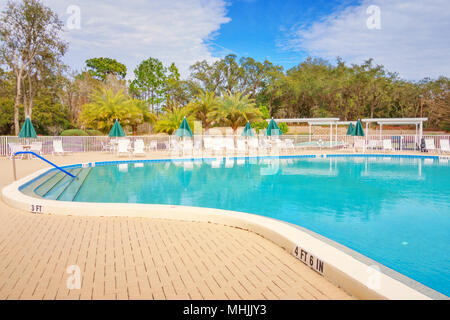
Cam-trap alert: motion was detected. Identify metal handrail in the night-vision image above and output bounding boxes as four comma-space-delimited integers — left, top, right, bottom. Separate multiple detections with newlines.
12, 151, 76, 181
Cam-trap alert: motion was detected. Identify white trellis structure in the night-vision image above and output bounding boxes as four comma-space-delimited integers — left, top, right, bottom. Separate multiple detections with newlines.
269, 118, 340, 147
361, 118, 428, 144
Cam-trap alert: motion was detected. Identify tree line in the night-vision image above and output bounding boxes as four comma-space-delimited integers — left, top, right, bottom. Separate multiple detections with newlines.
0, 0, 448, 136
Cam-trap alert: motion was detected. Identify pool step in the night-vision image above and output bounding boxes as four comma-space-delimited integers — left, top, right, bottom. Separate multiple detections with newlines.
34, 171, 66, 197
57, 167, 92, 201
44, 168, 82, 200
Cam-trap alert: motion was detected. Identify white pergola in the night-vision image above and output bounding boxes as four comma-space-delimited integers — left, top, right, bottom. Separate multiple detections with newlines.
361, 118, 428, 142
268, 118, 340, 147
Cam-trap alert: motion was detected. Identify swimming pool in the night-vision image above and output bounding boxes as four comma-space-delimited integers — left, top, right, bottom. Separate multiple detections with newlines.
21, 155, 450, 296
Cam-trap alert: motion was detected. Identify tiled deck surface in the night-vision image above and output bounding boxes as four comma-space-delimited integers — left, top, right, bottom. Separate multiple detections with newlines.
0, 151, 367, 300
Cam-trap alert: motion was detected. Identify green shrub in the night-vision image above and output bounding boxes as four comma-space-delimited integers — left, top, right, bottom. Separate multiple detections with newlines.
85, 129, 104, 136
279, 122, 289, 134
60, 129, 88, 136
253, 121, 268, 134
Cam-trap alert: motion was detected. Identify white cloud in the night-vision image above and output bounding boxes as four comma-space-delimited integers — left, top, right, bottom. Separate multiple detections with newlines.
285, 0, 450, 80
31, 0, 231, 79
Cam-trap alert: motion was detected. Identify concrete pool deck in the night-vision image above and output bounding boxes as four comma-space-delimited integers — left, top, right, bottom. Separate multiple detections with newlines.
0, 151, 355, 300
1, 149, 444, 300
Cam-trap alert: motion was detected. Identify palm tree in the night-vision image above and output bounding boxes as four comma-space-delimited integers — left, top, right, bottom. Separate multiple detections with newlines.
186, 90, 218, 132
154, 107, 193, 135
80, 87, 156, 134
80, 88, 131, 132
127, 99, 157, 134
210, 91, 262, 134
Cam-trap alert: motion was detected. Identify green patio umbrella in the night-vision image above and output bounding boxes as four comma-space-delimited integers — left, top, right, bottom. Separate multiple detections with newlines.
109, 119, 126, 137
352, 119, 365, 137
18, 117, 37, 139
266, 118, 282, 136
346, 122, 355, 135
175, 117, 193, 137
241, 121, 255, 137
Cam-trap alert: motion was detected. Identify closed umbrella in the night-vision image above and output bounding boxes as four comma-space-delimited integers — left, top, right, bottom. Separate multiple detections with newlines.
346, 122, 355, 135
18, 117, 37, 139
175, 117, 193, 138
266, 118, 282, 136
109, 119, 126, 137
241, 121, 255, 137
351, 119, 365, 152
352, 119, 365, 137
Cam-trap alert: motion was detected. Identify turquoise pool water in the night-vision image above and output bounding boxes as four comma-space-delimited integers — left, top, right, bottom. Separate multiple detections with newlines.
30, 156, 450, 296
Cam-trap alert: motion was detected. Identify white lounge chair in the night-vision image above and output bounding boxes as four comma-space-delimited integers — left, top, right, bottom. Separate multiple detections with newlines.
132, 140, 146, 156
53, 140, 70, 156
29, 141, 43, 158
383, 139, 393, 151
367, 140, 379, 150
9, 143, 24, 159
425, 139, 436, 153
439, 139, 450, 154
354, 139, 366, 153
117, 139, 131, 157
101, 141, 112, 153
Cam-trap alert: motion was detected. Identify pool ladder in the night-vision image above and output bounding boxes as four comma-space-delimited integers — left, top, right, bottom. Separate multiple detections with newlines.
12, 151, 75, 181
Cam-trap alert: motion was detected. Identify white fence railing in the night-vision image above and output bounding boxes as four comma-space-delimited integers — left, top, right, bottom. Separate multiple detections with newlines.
1, 134, 449, 157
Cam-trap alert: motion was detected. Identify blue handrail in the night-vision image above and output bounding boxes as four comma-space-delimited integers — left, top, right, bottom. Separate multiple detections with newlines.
13, 151, 75, 180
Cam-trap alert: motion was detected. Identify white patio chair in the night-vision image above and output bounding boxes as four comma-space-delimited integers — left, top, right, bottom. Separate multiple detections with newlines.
425, 139, 436, 153
439, 139, 450, 154
117, 139, 131, 157
9, 143, 24, 159
382, 139, 393, 151
285, 139, 295, 151
29, 141, 43, 158
367, 140, 379, 150
272, 138, 284, 151
132, 139, 146, 156
53, 140, 70, 156
259, 139, 271, 153
354, 139, 366, 153
149, 140, 158, 151
101, 141, 112, 153
170, 139, 182, 152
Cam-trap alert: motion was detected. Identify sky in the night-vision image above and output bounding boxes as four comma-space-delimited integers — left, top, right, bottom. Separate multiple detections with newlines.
2, 0, 449, 80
